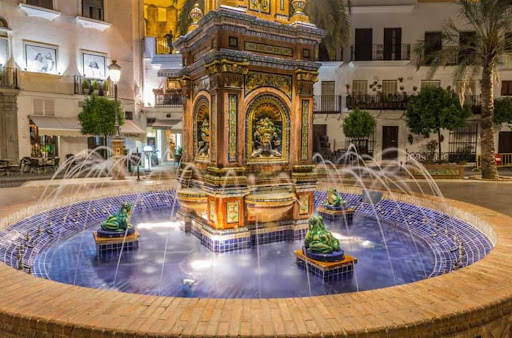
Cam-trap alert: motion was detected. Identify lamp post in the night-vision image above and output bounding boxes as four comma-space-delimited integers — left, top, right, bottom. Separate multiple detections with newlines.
108, 60, 125, 180
108, 60, 122, 137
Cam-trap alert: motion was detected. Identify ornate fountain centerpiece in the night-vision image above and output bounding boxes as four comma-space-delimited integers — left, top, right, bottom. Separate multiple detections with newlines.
173, 0, 325, 252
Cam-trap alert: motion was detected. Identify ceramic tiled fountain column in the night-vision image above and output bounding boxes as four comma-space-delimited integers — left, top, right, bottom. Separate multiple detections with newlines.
174, 1, 325, 252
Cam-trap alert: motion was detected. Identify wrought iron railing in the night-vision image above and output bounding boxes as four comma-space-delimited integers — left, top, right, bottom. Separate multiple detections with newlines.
463, 95, 482, 114
154, 93, 182, 108
74, 76, 112, 97
346, 93, 409, 110
156, 37, 171, 55
350, 44, 411, 61
0, 67, 19, 89
313, 95, 343, 114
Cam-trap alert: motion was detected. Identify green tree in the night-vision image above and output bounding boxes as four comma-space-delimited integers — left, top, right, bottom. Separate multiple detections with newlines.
415, 0, 512, 178
78, 95, 124, 154
494, 97, 512, 128
406, 87, 471, 162
343, 108, 376, 155
175, 0, 351, 60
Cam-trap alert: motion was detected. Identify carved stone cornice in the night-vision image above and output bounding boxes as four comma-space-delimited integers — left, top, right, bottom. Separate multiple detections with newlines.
295, 69, 319, 82
205, 59, 250, 75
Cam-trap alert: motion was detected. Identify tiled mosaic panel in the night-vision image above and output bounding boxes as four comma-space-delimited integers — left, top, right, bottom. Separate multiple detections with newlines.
0, 190, 494, 280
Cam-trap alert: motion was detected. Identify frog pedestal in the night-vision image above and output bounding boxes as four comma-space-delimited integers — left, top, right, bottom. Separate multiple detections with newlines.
297, 215, 357, 280
93, 230, 140, 257
295, 250, 357, 280
317, 205, 355, 221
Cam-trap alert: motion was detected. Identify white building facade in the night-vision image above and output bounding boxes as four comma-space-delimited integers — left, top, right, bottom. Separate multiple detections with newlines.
313, 0, 512, 164
0, 0, 146, 163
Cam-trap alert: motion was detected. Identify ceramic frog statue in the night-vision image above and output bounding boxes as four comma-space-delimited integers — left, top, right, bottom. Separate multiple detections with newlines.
326, 188, 345, 208
101, 202, 134, 232
304, 215, 341, 254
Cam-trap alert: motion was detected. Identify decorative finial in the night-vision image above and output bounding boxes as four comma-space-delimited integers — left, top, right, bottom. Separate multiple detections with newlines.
191, 4, 203, 23
188, 3, 203, 32
291, 0, 309, 23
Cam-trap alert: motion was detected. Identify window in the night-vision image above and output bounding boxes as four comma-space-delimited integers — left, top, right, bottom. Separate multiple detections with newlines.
506, 32, 512, 53
125, 111, 133, 120
424, 32, 442, 64
352, 80, 368, 95
280, 0, 285, 11
0, 18, 8, 66
82, 0, 104, 21
303, 48, 310, 59
448, 122, 478, 163
421, 80, 441, 89
502, 81, 512, 96
26, 0, 53, 10
383, 28, 402, 61
382, 80, 397, 96
321, 81, 335, 96
459, 31, 476, 63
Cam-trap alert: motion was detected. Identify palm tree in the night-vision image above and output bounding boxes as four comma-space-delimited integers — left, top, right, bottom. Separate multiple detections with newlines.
415, 0, 512, 179
304, 0, 351, 61
174, 0, 352, 60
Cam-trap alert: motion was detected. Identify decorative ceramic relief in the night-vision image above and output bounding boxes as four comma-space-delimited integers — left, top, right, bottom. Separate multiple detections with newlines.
301, 99, 310, 161
245, 72, 292, 99
246, 95, 289, 165
227, 202, 240, 224
194, 97, 210, 162
228, 94, 238, 162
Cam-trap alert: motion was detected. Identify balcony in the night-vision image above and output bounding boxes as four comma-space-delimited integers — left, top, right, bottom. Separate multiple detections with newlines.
154, 92, 182, 108
346, 93, 409, 110
0, 67, 18, 89
350, 44, 411, 61
73, 76, 112, 97
313, 95, 343, 114
464, 95, 481, 114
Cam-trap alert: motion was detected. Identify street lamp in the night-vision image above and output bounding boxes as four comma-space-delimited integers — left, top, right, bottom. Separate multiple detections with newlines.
108, 60, 122, 137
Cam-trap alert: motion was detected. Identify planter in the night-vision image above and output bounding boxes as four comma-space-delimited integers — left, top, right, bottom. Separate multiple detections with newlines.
174, 154, 182, 163
409, 164, 465, 179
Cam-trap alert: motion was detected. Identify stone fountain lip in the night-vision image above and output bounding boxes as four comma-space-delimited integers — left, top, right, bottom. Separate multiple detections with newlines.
0, 183, 510, 336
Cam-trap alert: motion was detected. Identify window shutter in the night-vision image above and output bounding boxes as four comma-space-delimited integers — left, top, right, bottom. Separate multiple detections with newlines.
44, 99, 55, 116
33, 98, 44, 116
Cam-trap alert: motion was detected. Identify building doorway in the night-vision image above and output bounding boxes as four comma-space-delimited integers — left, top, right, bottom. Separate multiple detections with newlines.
313, 124, 328, 155
354, 29, 373, 61
382, 126, 399, 161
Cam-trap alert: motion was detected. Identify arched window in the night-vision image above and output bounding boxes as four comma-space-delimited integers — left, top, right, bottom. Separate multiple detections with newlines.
0, 18, 8, 29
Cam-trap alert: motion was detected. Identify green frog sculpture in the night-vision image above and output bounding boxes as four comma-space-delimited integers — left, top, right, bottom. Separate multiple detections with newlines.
326, 188, 346, 209
100, 202, 134, 233
304, 216, 343, 259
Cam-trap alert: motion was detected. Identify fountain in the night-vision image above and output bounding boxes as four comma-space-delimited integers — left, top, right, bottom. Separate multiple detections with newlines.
0, 1, 509, 336
174, 0, 323, 253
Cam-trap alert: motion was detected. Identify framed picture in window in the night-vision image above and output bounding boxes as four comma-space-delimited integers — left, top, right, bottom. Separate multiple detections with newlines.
82, 51, 106, 79
24, 42, 58, 74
